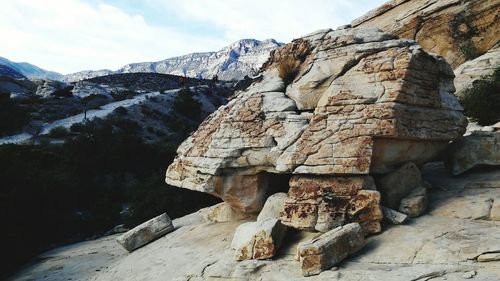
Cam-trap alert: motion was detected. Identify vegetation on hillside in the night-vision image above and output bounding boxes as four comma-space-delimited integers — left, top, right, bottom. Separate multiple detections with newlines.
459, 67, 500, 125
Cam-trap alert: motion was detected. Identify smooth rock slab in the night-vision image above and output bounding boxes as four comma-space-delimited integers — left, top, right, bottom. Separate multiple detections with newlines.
231, 218, 287, 261
297, 223, 364, 277
116, 213, 174, 252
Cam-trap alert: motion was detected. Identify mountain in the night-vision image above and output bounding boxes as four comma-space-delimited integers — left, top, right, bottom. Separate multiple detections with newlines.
0, 57, 63, 80
64, 39, 282, 82
0, 65, 26, 79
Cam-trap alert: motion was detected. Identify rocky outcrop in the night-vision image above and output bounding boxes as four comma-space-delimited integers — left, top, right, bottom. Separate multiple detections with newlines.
116, 213, 174, 252
445, 131, 500, 175
297, 223, 364, 276
454, 44, 500, 95
166, 27, 466, 233
280, 176, 382, 234
352, 0, 500, 68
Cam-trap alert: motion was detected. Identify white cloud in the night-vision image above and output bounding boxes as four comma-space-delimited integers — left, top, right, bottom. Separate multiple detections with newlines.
0, 0, 226, 74
0, 0, 387, 74
164, 0, 387, 42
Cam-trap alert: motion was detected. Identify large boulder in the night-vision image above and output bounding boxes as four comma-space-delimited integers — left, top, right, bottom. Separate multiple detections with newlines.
116, 213, 174, 252
165, 27, 466, 217
377, 162, 423, 209
352, 0, 500, 68
297, 223, 364, 276
445, 131, 500, 175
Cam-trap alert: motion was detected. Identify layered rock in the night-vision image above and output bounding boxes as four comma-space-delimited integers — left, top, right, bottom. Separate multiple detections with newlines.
352, 0, 500, 68
166, 27, 466, 233
445, 131, 500, 175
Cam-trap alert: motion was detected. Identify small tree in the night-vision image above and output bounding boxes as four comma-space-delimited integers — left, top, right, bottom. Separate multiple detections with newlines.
173, 88, 201, 119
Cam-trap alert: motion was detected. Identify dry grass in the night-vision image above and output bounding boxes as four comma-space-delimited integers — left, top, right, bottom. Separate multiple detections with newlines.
277, 57, 300, 85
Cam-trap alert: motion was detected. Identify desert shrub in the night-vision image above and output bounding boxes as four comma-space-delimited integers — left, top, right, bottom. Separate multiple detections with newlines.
114, 106, 128, 115
459, 67, 500, 125
277, 57, 300, 85
173, 88, 201, 119
48, 126, 70, 138
52, 86, 74, 98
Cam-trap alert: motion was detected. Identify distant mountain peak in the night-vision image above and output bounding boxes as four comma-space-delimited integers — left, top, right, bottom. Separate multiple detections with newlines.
0, 57, 63, 81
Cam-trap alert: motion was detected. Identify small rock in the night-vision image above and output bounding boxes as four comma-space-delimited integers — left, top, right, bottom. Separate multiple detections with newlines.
116, 213, 174, 252
462, 270, 476, 279
481, 126, 494, 132
489, 199, 500, 221
257, 193, 287, 222
477, 253, 500, 262
399, 187, 428, 218
381, 206, 408, 224
493, 121, 500, 131
231, 218, 287, 261
297, 223, 364, 277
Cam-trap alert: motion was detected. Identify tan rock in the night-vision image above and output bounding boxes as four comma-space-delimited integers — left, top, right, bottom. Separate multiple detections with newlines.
297, 223, 364, 277
199, 202, 251, 223
399, 187, 428, 218
454, 45, 500, 95
477, 253, 500, 262
257, 193, 287, 222
231, 218, 287, 261
352, 0, 500, 68
445, 131, 500, 175
116, 213, 174, 252
280, 176, 382, 234
377, 162, 423, 209
490, 199, 500, 221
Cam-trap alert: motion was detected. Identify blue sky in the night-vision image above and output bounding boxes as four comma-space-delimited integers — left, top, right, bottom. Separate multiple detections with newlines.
0, 0, 387, 74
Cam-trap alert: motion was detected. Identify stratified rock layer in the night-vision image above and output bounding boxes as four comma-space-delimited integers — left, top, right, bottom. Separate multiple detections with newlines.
166, 27, 466, 215
352, 0, 500, 68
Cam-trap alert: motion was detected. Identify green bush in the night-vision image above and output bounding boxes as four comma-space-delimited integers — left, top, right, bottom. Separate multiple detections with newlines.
459, 67, 500, 125
173, 88, 201, 119
459, 41, 479, 60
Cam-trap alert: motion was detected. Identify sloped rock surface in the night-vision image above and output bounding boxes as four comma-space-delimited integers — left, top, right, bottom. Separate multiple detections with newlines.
166, 27, 466, 213
352, 0, 500, 68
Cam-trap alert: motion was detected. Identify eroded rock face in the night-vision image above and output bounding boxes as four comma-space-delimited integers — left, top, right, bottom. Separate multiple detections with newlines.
445, 131, 500, 175
280, 176, 382, 234
352, 0, 500, 68
165, 27, 466, 216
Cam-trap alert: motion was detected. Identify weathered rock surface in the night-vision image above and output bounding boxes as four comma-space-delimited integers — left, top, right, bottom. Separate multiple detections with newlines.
478, 253, 500, 262
297, 223, 364, 277
399, 186, 428, 217
377, 162, 423, 209
445, 131, 500, 175
199, 202, 251, 223
257, 192, 287, 221
454, 44, 500, 95
381, 206, 408, 224
165, 27, 466, 215
231, 218, 287, 261
352, 0, 500, 68
490, 199, 500, 221
116, 213, 174, 252
280, 176, 382, 234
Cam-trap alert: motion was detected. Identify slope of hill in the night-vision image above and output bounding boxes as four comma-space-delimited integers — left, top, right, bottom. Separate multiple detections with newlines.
64, 39, 282, 82
0, 57, 63, 80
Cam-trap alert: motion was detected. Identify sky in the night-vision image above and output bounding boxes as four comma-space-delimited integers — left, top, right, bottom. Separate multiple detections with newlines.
0, 0, 387, 74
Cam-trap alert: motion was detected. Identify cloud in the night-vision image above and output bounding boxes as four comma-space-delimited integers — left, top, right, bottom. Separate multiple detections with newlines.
0, 0, 387, 74
0, 0, 226, 74
164, 0, 387, 42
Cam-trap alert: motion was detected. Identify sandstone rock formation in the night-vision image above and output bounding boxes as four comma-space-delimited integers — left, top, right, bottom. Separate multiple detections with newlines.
454, 44, 500, 95
399, 186, 428, 217
116, 213, 174, 252
445, 131, 500, 175
297, 223, 364, 276
257, 192, 288, 221
199, 202, 251, 223
166, 27, 466, 236
352, 0, 500, 68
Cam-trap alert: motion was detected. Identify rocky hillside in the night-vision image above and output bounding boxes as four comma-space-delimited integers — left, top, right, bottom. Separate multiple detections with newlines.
64, 39, 282, 82
0, 56, 63, 80
351, 0, 499, 68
